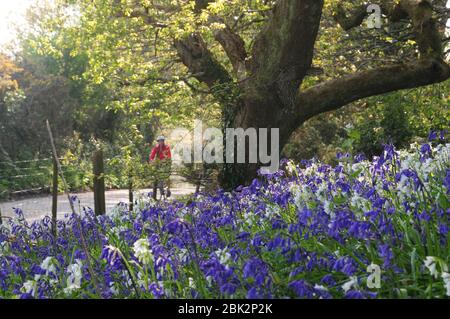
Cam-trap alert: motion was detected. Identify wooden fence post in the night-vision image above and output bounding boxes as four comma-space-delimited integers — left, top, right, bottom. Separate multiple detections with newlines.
46, 120, 101, 296
92, 149, 106, 215
128, 175, 134, 212
51, 158, 58, 236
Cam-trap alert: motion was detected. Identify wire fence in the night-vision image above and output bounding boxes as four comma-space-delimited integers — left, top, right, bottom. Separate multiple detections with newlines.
0, 155, 194, 201
0, 158, 66, 199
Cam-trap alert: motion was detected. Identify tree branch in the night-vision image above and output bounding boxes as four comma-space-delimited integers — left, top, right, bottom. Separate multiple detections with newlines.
335, 0, 443, 58
213, 25, 248, 80
398, 0, 442, 57
112, 0, 168, 28
194, 0, 214, 13
297, 58, 450, 122
303, 0, 449, 126
333, 3, 368, 31
113, 0, 238, 103
192, 0, 248, 80
174, 33, 232, 88
174, 33, 237, 107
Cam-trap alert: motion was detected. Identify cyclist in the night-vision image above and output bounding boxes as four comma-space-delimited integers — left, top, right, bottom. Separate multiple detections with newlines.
149, 135, 172, 200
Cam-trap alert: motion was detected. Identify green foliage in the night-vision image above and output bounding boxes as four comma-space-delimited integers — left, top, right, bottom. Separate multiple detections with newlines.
349, 82, 449, 158
286, 80, 449, 163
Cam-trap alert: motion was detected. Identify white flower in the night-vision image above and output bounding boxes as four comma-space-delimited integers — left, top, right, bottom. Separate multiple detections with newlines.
104, 245, 122, 266
188, 277, 196, 289
0, 241, 9, 257
424, 256, 439, 279
178, 248, 189, 263
178, 208, 189, 218
314, 284, 329, 299
64, 259, 83, 294
314, 284, 328, 291
290, 183, 312, 210
316, 182, 328, 202
345, 123, 354, 130
157, 280, 173, 298
442, 272, 450, 297
285, 161, 297, 175
350, 193, 370, 213
265, 204, 280, 219
323, 200, 333, 216
40, 256, 57, 275
137, 271, 146, 287
109, 281, 119, 296
206, 275, 213, 286
215, 247, 231, 265
133, 238, 153, 265
396, 174, 410, 197
243, 210, 255, 227
21, 280, 37, 297
342, 276, 358, 293
109, 225, 128, 238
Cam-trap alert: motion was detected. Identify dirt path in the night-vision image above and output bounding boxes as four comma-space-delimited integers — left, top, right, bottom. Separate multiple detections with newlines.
0, 182, 197, 222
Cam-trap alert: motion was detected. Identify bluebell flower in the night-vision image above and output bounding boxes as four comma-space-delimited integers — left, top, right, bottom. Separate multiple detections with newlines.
101, 245, 123, 269
336, 152, 350, 160
243, 258, 268, 286
444, 169, 450, 195
354, 153, 367, 163
247, 287, 263, 299
344, 290, 365, 299
70, 195, 79, 204
149, 282, 164, 298
333, 257, 358, 276
288, 280, 313, 298
378, 244, 393, 268
428, 131, 438, 141
321, 274, 336, 286
164, 218, 188, 235
0, 140, 447, 299
439, 223, 448, 242
220, 283, 237, 295
314, 285, 332, 299
420, 143, 432, 158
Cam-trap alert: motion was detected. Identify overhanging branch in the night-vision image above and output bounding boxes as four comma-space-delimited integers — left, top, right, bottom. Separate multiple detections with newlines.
296, 58, 450, 121
174, 33, 232, 88
192, 0, 248, 80
302, 0, 449, 125
335, 0, 443, 58
333, 3, 368, 31
213, 25, 248, 80
174, 33, 237, 107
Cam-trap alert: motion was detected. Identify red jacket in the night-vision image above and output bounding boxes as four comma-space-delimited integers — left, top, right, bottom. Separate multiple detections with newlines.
149, 144, 172, 161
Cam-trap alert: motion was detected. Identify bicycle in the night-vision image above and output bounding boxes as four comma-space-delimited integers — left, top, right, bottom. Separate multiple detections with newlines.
149, 159, 172, 201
